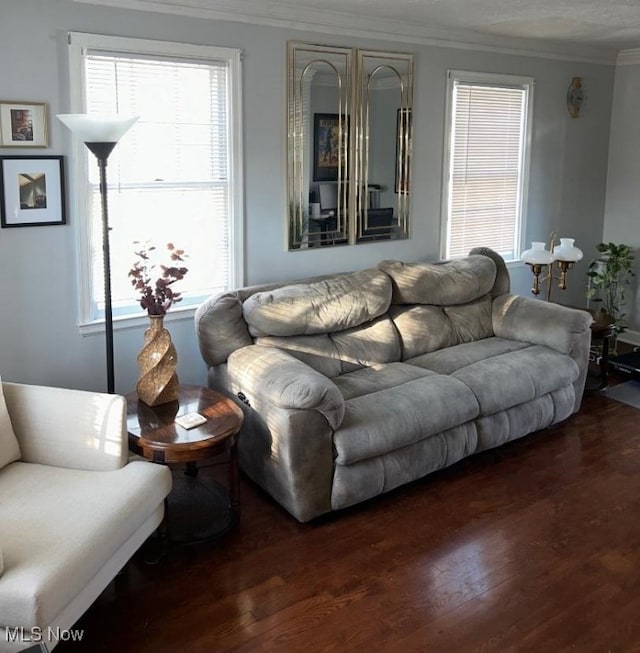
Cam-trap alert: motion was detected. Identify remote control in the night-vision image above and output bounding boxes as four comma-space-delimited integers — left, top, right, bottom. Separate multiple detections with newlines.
174, 412, 208, 429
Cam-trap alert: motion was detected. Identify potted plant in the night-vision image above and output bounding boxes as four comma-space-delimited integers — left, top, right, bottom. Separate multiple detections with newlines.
586, 242, 635, 338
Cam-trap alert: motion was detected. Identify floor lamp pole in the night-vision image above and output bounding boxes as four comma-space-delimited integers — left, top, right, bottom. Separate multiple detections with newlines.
96, 154, 115, 394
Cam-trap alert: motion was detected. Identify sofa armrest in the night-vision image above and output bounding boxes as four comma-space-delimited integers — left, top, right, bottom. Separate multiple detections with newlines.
492, 294, 592, 354
227, 345, 345, 430
2, 382, 128, 471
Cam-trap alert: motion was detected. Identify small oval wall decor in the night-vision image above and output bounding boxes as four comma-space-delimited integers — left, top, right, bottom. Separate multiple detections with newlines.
567, 77, 584, 118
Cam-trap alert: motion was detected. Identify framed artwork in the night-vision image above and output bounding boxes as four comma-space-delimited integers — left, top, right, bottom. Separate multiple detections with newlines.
0, 101, 48, 148
0, 156, 66, 228
313, 113, 348, 182
395, 108, 412, 194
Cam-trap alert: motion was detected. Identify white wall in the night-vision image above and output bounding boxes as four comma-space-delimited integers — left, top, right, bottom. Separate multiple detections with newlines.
0, 0, 614, 393
603, 57, 640, 337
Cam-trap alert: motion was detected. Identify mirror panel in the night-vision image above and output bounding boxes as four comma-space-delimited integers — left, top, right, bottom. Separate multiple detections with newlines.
288, 42, 351, 250
287, 43, 413, 250
356, 50, 413, 243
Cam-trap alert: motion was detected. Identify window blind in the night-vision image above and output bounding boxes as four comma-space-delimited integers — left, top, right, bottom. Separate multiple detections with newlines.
83, 52, 232, 316
446, 79, 529, 260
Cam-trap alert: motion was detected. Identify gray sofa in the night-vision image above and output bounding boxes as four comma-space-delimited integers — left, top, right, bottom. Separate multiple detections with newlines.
195, 248, 592, 522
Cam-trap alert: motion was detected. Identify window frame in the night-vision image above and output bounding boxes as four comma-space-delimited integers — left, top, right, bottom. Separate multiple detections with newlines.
440, 69, 534, 263
66, 32, 244, 332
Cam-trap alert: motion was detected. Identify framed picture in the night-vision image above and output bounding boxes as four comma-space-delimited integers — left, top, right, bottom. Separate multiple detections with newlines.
395, 108, 412, 194
0, 101, 48, 148
0, 156, 66, 228
313, 113, 349, 182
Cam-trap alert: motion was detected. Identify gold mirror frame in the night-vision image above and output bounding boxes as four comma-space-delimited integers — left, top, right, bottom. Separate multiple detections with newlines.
356, 50, 413, 243
287, 42, 413, 250
287, 42, 352, 250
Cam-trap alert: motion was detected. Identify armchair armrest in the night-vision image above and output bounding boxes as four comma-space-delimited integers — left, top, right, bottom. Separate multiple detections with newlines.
2, 382, 128, 471
492, 294, 592, 354
227, 345, 345, 429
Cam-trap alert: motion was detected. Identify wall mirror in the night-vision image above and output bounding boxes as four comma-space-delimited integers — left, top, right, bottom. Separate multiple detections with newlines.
287, 42, 351, 249
287, 42, 413, 250
356, 50, 412, 243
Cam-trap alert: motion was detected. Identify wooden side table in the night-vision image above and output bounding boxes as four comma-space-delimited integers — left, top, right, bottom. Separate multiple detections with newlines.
126, 385, 243, 544
587, 313, 616, 391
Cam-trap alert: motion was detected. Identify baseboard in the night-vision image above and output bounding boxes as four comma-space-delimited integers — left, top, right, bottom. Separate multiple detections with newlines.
617, 329, 640, 348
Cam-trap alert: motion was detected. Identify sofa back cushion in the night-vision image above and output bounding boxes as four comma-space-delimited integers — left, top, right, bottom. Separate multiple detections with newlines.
255, 316, 401, 377
0, 379, 21, 469
243, 269, 392, 337
378, 256, 497, 305
390, 295, 494, 360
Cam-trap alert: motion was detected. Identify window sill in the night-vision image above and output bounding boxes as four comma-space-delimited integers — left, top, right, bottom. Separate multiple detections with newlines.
78, 305, 197, 336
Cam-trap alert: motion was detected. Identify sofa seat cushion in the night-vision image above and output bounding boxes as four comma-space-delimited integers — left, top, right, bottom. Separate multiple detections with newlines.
0, 460, 171, 629
447, 345, 579, 416
406, 337, 530, 375
333, 362, 437, 400
333, 372, 479, 465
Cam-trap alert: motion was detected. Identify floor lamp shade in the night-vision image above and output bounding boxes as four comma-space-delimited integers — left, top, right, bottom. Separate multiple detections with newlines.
57, 113, 139, 144
57, 113, 139, 393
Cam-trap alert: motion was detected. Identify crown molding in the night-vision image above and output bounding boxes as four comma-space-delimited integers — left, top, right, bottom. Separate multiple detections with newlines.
617, 49, 640, 66
72, 0, 619, 65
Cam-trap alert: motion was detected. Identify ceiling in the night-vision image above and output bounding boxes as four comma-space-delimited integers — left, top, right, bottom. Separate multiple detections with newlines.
74, 0, 640, 63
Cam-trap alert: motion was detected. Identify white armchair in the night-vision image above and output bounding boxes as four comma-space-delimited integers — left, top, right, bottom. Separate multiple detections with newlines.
0, 381, 172, 652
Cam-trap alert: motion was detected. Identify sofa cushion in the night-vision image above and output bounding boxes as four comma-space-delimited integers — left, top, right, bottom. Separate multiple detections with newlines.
406, 337, 530, 374
0, 379, 21, 470
390, 295, 493, 360
255, 315, 401, 378
474, 386, 575, 452
378, 255, 496, 305
449, 345, 579, 416
333, 362, 436, 400
330, 316, 401, 373
195, 292, 253, 367
255, 334, 343, 378
333, 374, 479, 465
332, 423, 477, 510
0, 460, 171, 629
243, 269, 392, 337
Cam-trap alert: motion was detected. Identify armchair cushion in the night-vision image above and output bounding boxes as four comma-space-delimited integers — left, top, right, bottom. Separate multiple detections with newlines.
0, 378, 21, 470
0, 460, 171, 629
2, 382, 127, 471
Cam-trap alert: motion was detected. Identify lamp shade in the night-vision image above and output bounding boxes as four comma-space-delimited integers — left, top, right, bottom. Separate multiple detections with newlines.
521, 241, 554, 265
553, 238, 583, 263
57, 113, 139, 143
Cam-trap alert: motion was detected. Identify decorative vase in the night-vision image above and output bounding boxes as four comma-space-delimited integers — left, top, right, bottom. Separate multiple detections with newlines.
136, 315, 179, 406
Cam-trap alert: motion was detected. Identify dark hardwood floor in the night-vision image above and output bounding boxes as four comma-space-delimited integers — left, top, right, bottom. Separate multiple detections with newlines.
58, 386, 640, 653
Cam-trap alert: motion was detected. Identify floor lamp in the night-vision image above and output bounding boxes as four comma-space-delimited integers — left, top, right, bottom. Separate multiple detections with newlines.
57, 113, 139, 393
521, 233, 583, 302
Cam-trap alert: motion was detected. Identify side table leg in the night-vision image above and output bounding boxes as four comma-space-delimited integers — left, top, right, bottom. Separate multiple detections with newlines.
599, 334, 610, 390
228, 443, 241, 527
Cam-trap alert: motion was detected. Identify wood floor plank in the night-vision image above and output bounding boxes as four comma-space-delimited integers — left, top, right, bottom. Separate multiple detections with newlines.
56, 389, 640, 652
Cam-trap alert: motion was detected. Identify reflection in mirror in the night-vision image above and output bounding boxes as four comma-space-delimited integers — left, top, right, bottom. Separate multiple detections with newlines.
356, 51, 413, 243
288, 42, 351, 250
